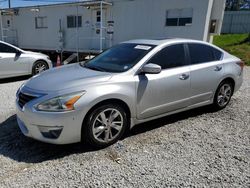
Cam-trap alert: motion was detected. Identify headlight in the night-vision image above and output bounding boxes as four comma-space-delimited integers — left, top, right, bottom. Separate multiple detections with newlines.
36, 91, 85, 112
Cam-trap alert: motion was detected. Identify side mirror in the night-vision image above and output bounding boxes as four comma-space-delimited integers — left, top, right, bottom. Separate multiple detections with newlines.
15, 50, 22, 56
141, 63, 162, 74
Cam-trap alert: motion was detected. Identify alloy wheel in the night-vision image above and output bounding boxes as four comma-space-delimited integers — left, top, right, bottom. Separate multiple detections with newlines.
92, 108, 124, 143
34, 62, 47, 74
217, 83, 232, 107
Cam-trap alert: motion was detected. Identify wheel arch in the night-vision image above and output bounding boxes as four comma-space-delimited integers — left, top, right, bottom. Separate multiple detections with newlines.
218, 76, 235, 93
81, 98, 132, 141
31, 59, 49, 75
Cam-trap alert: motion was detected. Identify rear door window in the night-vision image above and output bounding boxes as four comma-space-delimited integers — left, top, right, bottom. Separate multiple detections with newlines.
213, 48, 223, 60
147, 44, 186, 69
188, 43, 222, 65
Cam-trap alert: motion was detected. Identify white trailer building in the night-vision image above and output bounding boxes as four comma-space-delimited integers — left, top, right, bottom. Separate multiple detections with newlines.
0, 0, 226, 55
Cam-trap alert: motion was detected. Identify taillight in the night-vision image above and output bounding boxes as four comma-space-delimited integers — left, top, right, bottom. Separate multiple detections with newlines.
236, 61, 245, 72
236, 61, 245, 68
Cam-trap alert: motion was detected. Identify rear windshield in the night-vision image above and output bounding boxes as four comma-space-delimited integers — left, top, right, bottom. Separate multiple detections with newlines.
82, 43, 156, 73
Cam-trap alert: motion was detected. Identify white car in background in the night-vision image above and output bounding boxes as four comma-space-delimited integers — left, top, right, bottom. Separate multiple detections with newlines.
0, 41, 52, 79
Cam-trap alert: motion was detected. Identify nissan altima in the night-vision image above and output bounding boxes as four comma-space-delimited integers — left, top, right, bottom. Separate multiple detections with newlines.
0, 41, 52, 79
16, 39, 244, 147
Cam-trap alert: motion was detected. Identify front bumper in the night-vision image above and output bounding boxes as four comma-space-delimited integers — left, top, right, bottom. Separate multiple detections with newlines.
16, 100, 84, 145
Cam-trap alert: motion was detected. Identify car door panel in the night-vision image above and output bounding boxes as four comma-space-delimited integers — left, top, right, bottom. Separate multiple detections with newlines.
189, 61, 224, 104
0, 42, 32, 79
136, 66, 190, 119
135, 43, 191, 120
0, 53, 16, 78
187, 43, 225, 105
0, 53, 31, 78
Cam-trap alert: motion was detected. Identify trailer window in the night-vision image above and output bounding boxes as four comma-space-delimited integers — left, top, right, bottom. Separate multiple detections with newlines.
96, 11, 101, 22
67, 16, 82, 28
166, 8, 193, 26
35, 17, 48, 29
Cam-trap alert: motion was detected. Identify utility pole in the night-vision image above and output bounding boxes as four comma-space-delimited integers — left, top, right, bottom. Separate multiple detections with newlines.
8, 0, 11, 8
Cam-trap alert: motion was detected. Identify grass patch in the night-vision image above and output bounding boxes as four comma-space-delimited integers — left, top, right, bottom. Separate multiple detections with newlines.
213, 34, 250, 66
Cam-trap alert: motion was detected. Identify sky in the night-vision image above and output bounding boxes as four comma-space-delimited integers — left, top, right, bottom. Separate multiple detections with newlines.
0, 0, 77, 8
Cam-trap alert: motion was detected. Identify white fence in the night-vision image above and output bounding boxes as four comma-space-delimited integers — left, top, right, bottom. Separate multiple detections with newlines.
222, 11, 250, 33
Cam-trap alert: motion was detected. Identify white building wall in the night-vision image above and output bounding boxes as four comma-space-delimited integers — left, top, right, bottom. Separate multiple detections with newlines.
12, 5, 95, 51
111, 0, 211, 43
210, 0, 226, 33
0, 0, 226, 52
208, 0, 226, 41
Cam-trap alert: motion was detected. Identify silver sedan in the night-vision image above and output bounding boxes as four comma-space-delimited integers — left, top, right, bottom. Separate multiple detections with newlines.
0, 41, 52, 79
16, 39, 244, 147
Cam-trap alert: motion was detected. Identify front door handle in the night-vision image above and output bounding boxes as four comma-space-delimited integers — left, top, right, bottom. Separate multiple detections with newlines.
179, 74, 190, 80
214, 66, 222, 71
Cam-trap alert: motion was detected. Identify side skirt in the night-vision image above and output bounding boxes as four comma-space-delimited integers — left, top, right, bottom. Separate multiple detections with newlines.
130, 100, 213, 129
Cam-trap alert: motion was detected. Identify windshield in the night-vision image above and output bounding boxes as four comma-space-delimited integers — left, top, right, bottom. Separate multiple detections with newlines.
82, 43, 156, 73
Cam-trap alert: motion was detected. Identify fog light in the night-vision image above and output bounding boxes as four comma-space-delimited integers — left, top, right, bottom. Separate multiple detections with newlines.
38, 126, 63, 139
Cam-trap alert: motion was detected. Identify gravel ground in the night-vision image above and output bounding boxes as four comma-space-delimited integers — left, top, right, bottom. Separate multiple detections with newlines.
0, 69, 249, 188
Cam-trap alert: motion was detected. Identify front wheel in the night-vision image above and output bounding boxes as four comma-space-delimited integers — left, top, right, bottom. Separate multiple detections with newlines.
213, 81, 234, 110
83, 104, 128, 148
32, 61, 49, 75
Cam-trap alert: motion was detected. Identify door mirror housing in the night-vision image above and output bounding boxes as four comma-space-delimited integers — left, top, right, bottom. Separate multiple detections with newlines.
141, 63, 162, 74
15, 50, 22, 56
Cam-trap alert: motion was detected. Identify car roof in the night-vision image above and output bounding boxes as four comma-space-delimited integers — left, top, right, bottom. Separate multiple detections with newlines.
123, 38, 208, 46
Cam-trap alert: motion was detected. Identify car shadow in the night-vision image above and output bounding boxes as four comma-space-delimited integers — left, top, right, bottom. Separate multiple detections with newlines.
0, 75, 31, 84
128, 105, 215, 137
0, 115, 95, 163
0, 106, 215, 164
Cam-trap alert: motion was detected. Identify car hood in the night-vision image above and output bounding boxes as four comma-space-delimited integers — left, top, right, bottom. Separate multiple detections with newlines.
24, 50, 47, 56
24, 64, 113, 92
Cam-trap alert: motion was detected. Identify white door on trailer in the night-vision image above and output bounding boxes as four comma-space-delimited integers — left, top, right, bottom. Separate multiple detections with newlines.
91, 9, 107, 51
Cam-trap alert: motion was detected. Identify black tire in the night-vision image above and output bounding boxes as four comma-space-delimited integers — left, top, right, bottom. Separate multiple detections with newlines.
212, 80, 234, 111
32, 61, 49, 76
83, 104, 128, 148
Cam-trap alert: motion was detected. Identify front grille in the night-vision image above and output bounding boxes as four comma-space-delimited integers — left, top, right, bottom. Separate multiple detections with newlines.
18, 92, 37, 108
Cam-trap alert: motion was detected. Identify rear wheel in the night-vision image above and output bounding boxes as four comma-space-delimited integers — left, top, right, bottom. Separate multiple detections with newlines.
83, 104, 128, 148
32, 61, 49, 75
213, 81, 234, 110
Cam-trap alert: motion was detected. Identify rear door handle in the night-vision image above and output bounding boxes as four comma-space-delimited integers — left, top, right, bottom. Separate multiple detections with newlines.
179, 74, 190, 80
214, 66, 222, 71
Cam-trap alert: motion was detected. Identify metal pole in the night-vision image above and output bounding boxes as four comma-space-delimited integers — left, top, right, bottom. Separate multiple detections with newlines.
100, 1, 103, 52
0, 11, 3, 41
59, 19, 63, 64
8, 0, 11, 9
76, 4, 79, 62
61, 50, 63, 65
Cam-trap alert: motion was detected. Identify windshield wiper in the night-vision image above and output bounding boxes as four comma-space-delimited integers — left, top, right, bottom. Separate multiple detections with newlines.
83, 64, 107, 72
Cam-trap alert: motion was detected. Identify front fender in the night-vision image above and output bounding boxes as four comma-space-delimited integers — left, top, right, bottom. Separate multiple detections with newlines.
75, 82, 136, 120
